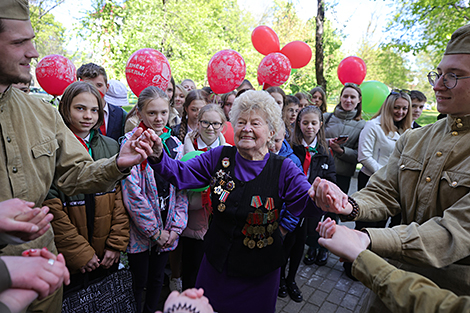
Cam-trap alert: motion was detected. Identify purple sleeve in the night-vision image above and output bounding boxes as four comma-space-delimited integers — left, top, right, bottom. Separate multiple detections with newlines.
149, 146, 223, 190
279, 158, 323, 218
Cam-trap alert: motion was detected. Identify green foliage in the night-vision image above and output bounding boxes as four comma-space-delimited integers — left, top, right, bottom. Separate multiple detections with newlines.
79, 0, 258, 88
386, 0, 470, 64
269, 0, 344, 97
29, 0, 67, 58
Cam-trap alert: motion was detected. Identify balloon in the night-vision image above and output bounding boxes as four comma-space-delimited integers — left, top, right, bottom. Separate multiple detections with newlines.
257, 52, 291, 87
280, 41, 312, 69
251, 26, 280, 56
35, 55, 76, 96
337, 56, 367, 85
180, 151, 209, 192
207, 49, 246, 94
125, 48, 171, 96
360, 80, 389, 113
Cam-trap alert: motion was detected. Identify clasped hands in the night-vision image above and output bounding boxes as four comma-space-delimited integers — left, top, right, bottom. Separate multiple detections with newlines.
308, 177, 352, 215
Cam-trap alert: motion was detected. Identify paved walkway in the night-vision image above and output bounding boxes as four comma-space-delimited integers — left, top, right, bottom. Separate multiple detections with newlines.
275, 174, 369, 313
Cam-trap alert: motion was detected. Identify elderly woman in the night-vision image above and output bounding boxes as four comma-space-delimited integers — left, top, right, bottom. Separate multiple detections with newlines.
147, 90, 321, 313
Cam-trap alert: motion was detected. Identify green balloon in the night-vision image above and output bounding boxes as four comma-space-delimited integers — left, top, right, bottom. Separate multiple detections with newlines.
360, 80, 389, 113
181, 150, 209, 192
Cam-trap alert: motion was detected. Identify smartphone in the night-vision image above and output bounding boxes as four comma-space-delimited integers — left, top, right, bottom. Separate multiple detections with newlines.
338, 135, 349, 141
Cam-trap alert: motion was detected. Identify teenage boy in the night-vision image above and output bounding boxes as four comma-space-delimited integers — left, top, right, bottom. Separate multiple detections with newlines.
410, 90, 427, 128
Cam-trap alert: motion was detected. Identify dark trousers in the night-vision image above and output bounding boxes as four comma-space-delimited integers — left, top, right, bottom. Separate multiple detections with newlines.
336, 174, 352, 194
181, 236, 205, 290
128, 246, 169, 313
281, 221, 306, 283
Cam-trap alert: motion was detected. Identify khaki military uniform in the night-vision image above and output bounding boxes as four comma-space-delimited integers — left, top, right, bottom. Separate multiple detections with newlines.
0, 86, 128, 312
351, 115, 470, 312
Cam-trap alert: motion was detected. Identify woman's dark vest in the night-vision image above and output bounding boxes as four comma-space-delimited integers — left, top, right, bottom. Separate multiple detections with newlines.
204, 146, 285, 277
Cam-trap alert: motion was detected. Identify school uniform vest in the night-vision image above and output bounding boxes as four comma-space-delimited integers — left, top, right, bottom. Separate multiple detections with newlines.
204, 146, 285, 277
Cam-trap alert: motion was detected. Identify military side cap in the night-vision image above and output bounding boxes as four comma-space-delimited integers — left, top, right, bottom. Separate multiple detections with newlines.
445, 24, 470, 55
0, 0, 29, 21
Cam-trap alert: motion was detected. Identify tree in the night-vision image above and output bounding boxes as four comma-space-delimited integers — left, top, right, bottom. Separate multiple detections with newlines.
315, 0, 326, 90
79, 0, 258, 87
386, 0, 470, 65
268, 0, 344, 96
29, 0, 67, 57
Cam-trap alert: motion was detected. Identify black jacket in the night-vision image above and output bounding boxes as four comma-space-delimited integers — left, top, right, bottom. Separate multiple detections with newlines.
293, 144, 336, 184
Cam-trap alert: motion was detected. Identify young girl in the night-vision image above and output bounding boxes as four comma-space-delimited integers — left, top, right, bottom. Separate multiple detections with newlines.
121, 86, 188, 313
44, 81, 130, 293
173, 89, 209, 143
180, 104, 230, 289
280, 106, 336, 301
266, 86, 286, 109
294, 92, 313, 109
309, 86, 327, 113
173, 84, 188, 118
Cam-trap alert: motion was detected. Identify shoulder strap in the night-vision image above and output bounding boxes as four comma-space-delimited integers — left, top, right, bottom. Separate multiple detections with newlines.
324, 113, 333, 125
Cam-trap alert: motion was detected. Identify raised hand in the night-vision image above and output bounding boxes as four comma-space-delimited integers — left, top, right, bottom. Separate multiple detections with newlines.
116, 128, 158, 171
316, 218, 370, 263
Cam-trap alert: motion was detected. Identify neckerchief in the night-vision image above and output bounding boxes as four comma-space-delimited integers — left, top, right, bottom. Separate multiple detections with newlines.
302, 143, 318, 176
74, 130, 94, 158
138, 121, 172, 170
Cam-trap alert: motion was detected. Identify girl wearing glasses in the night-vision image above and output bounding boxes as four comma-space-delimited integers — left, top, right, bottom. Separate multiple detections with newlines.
182, 104, 229, 289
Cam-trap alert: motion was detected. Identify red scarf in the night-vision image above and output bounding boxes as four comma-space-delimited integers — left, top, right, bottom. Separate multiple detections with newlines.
139, 121, 171, 171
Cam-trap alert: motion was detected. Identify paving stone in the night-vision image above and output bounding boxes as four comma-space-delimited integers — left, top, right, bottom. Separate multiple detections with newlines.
308, 289, 328, 307
318, 278, 337, 293
336, 307, 354, 313
300, 285, 315, 300
319, 301, 338, 313
315, 265, 331, 278
283, 298, 306, 313
326, 269, 343, 281
306, 274, 324, 288
341, 294, 360, 309
326, 288, 346, 305
299, 302, 320, 313
335, 277, 353, 292
349, 282, 366, 297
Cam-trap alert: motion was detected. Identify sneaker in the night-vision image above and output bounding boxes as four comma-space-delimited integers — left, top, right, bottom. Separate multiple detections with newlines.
169, 277, 182, 292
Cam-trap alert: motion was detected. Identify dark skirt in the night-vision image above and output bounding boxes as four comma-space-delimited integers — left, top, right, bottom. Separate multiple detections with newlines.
196, 254, 280, 313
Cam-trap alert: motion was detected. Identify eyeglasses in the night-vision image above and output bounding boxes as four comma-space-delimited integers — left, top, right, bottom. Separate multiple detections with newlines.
427, 71, 470, 89
287, 108, 299, 114
200, 120, 223, 130
390, 89, 410, 96
344, 83, 359, 88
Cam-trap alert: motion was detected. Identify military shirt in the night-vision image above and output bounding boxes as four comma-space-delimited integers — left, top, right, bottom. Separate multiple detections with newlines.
0, 86, 127, 255
353, 115, 470, 294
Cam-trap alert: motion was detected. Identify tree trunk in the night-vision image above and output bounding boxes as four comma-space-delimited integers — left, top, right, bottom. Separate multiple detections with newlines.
315, 0, 326, 91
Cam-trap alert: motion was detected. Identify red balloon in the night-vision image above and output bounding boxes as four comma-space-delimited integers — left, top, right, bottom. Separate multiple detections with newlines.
35, 55, 76, 96
207, 49, 246, 94
251, 26, 280, 56
257, 52, 291, 87
337, 56, 367, 85
280, 41, 312, 69
125, 48, 171, 96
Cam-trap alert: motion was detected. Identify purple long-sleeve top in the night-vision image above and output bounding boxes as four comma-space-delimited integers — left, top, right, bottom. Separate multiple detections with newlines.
149, 146, 321, 217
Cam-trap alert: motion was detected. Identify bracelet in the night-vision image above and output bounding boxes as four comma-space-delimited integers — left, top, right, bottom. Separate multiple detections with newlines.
152, 229, 162, 242
344, 197, 359, 221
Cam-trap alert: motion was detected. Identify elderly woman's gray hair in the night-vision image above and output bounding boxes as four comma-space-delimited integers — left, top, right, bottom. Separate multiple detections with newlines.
230, 90, 284, 137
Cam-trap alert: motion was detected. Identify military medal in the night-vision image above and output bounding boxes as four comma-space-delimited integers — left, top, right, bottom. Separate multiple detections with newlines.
222, 157, 230, 168
251, 196, 263, 208
218, 203, 226, 212
214, 186, 223, 195
248, 240, 256, 249
243, 237, 250, 246
267, 224, 273, 233
257, 240, 264, 249
226, 181, 235, 191
219, 190, 229, 202
267, 236, 273, 245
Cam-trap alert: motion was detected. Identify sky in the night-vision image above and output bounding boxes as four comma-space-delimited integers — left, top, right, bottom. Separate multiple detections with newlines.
52, 0, 393, 55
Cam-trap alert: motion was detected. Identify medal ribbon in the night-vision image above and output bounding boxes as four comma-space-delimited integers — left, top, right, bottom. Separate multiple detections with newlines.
251, 196, 263, 208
